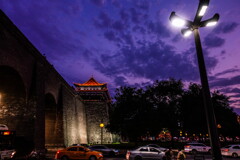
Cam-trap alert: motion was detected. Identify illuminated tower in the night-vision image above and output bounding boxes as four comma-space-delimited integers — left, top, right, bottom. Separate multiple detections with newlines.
74, 77, 112, 144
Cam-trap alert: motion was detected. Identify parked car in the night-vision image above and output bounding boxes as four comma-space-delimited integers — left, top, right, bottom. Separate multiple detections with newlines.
145, 144, 168, 151
54, 146, 103, 160
184, 142, 211, 154
0, 124, 8, 130
221, 144, 240, 158
88, 145, 119, 156
126, 146, 165, 160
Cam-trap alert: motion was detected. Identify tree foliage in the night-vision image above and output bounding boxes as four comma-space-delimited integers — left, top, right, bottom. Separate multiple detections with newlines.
108, 79, 240, 141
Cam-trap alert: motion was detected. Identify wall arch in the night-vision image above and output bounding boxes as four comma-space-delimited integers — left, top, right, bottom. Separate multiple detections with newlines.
45, 93, 57, 145
0, 65, 35, 137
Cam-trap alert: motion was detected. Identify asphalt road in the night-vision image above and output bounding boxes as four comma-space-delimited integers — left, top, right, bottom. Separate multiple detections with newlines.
103, 154, 240, 160
46, 151, 239, 160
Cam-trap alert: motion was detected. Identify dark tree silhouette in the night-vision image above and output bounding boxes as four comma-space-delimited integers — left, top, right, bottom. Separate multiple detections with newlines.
108, 79, 240, 141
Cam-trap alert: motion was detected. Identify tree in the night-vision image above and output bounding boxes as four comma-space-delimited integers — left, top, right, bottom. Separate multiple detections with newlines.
144, 78, 184, 136
211, 91, 240, 137
109, 79, 185, 140
108, 79, 240, 141
181, 83, 208, 134
108, 86, 150, 141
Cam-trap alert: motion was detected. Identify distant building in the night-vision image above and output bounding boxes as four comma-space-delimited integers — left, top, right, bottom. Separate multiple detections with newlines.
74, 77, 113, 144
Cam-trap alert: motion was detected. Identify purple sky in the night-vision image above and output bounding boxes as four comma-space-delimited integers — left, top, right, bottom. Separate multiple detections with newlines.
1, 0, 240, 114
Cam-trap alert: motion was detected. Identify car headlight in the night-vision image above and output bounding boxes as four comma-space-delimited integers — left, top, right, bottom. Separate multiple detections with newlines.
114, 150, 119, 153
98, 153, 103, 156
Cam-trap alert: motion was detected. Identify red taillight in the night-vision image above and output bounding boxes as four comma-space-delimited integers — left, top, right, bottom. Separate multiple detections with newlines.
185, 145, 190, 148
127, 151, 131, 155
56, 150, 60, 154
222, 149, 229, 152
3, 131, 10, 135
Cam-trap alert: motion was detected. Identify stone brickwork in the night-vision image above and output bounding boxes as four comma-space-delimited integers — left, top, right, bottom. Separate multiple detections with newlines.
62, 88, 88, 146
85, 102, 112, 144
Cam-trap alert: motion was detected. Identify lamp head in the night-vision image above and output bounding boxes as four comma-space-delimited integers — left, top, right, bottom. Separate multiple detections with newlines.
181, 28, 193, 37
194, 0, 210, 23
200, 13, 220, 27
169, 12, 192, 28
198, 0, 210, 16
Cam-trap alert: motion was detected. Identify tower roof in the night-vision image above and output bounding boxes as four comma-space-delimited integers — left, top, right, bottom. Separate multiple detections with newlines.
74, 77, 106, 87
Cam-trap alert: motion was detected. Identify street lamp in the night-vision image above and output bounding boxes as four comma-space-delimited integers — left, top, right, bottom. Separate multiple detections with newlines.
169, 0, 222, 160
99, 121, 104, 144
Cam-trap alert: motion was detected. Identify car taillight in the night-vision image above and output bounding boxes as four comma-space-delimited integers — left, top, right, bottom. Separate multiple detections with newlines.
222, 149, 229, 152
127, 151, 131, 155
56, 150, 60, 154
185, 145, 190, 148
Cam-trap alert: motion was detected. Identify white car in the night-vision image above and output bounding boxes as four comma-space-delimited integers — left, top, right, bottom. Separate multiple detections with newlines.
184, 143, 211, 154
145, 144, 168, 152
0, 124, 8, 130
221, 144, 240, 158
126, 146, 165, 160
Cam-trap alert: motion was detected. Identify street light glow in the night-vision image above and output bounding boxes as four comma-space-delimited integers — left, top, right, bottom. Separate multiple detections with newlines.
169, 12, 188, 28
206, 21, 217, 26
100, 123, 104, 128
171, 17, 186, 27
181, 29, 192, 37
183, 30, 192, 37
198, 5, 208, 16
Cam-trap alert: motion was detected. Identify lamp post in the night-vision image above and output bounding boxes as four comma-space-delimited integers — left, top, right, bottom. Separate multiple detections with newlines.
100, 121, 104, 144
169, 0, 222, 160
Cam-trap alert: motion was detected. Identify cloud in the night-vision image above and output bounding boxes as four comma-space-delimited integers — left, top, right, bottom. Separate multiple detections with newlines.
171, 34, 182, 43
231, 88, 240, 94
120, 9, 130, 21
214, 68, 240, 77
112, 20, 125, 31
130, 8, 145, 24
220, 50, 226, 56
213, 22, 239, 34
93, 11, 112, 28
233, 108, 240, 115
134, 0, 150, 11
104, 31, 117, 41
111, 0, 121, 8
91, 0, 106, 6
147, 21, 171, 38
190, 46, 218, 73
204, 34, 225, 48
230, 94, 240, 99
114, 76, 127, 86
92, 40, 201, 82
204, 54, 218, 71
210, 75, 240, 87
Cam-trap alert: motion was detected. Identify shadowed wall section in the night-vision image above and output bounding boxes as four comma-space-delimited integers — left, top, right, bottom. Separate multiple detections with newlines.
45, 93, 57, 145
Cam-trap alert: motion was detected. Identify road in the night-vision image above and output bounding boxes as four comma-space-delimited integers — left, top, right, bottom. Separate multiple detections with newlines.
104, 154, 240, 160
46, 151, 239, 160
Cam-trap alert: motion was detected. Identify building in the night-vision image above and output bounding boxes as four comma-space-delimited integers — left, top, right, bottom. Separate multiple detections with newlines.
74, 77, 113, 144
0, 9, 113, 151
